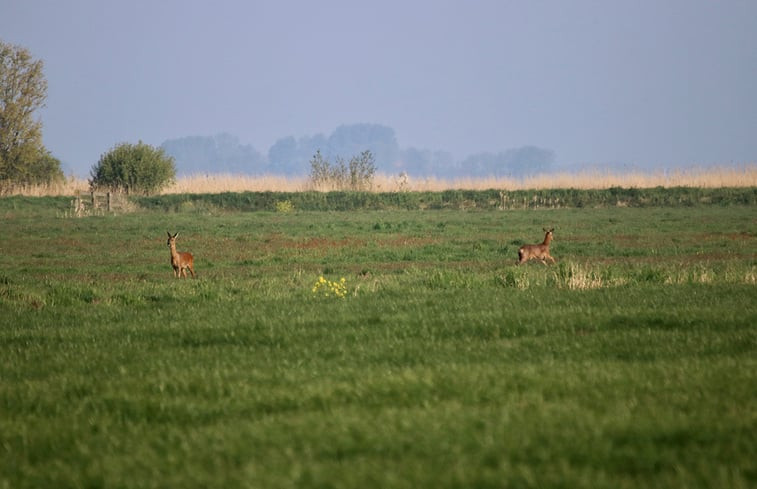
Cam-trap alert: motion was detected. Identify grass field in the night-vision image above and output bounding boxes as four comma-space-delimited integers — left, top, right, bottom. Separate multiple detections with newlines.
1, 200, 756, 488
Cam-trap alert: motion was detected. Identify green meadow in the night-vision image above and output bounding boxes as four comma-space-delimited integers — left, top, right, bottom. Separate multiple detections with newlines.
1, 195, 755, 488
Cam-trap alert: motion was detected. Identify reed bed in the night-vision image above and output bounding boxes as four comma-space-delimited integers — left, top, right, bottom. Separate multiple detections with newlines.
159, 164, 757, 193
3, 164, 755, 196
0, 176, 90, 197
164, 173, 309, 193
162, 164, 757, 193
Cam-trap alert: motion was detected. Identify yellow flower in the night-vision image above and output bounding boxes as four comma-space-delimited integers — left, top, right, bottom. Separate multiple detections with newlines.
312, 275, 349, 299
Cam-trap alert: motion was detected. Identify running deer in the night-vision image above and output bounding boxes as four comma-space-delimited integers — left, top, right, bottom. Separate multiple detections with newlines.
166, 232, 196, 278
518, 228, 556, 265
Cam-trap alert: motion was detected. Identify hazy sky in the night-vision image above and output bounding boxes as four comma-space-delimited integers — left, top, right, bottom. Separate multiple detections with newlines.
2, 0, 756, 176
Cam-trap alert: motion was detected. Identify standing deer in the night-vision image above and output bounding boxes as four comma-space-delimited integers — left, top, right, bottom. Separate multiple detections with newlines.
166, 232, 196, 278
518, 228, 556, 265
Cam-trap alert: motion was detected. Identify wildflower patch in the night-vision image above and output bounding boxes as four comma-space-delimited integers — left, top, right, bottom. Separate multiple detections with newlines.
312, 276, 348, 298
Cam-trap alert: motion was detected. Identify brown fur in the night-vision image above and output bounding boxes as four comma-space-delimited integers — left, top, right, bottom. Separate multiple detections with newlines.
518, 228, 556, 265
167, 232, 195, 278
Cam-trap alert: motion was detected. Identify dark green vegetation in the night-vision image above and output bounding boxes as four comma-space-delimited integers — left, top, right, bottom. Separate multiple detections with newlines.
1, 197, 756, 488
134, 186, 757, 212
89, 142, 177, 195
0, 41, 64, 188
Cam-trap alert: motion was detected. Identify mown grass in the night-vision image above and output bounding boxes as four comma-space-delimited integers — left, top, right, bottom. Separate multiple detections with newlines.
1, 203, 756, 488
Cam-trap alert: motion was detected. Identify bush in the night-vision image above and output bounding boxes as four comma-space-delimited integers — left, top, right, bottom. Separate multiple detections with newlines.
308, 149, 376, 191
347, 150, 376, 191
89, 142, 176, 195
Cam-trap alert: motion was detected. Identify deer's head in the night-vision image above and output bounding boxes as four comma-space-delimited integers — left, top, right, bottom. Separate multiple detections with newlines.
167, 231, 179, 248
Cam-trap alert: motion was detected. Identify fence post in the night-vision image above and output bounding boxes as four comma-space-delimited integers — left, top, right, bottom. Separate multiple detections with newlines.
107, 192, 111, 212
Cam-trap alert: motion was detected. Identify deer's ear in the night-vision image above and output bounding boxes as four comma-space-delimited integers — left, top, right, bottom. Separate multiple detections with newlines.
173, 232, 179, 238
167, 231, 172, 238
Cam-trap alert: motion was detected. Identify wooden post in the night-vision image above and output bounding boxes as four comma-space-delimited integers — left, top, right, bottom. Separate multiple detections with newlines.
106, 192, 111, 212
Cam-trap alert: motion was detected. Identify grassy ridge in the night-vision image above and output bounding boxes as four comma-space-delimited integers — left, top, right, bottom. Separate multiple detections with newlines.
133, 186, 757, 212
1, 187, 755, 216
1, 204, 756, 488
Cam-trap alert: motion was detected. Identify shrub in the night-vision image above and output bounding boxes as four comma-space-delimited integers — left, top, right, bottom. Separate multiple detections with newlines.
90, 142, 176, 195
347, 150, 376, 191
308, 150, 376, 191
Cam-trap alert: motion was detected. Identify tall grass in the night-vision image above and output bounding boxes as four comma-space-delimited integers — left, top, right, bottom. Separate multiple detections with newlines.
3, 163, 756, 196
0, 176, 89, 196
163, 164, 757, 193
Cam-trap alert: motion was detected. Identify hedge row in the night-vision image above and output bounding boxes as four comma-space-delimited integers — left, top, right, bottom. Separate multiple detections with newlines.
134, 187, 757, 212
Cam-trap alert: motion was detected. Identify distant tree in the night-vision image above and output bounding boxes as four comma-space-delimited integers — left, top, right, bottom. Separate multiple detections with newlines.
504, 146, 555, 177
267, 136, 299, 174
269, 134, 330, 175
211, 133, 265, 174
0, 40, 63, 187
458, 146, 555, 178
269, 124, 399, 176
160, 133, 265, 176
399, 147, 455, 177
90, 142, 176, 195
328, 124, 399, 171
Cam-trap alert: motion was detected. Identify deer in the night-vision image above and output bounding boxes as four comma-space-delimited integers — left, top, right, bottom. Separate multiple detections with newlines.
518, 228, 556, 265
166, 232, 196, 278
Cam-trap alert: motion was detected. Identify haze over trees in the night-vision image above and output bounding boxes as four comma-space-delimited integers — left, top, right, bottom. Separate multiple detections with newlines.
0, 40, 555, 184
161, 134, 266, 176
455, 147, 555, 178
0, 40, 63, 188
160, 123, 555, 179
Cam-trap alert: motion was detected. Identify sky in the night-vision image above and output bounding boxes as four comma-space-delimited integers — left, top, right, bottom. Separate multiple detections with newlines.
2, 0, 756, 176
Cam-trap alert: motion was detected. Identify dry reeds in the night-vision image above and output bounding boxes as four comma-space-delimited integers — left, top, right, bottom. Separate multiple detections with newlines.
516, 165, 757, 190
2, 164, 755, 196
0, 177, 90, 197
165, 164, 757, 193
162, 174, 310, 194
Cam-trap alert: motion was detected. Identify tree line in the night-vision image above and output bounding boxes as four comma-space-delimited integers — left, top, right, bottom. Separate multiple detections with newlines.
161, 127, 556, 179
1, 40, 555, 195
